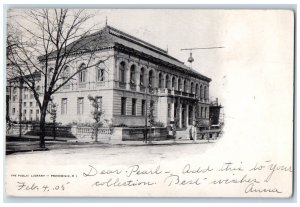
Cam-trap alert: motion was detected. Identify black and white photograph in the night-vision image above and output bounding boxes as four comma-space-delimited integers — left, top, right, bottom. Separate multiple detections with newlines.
4, 8, 294, 198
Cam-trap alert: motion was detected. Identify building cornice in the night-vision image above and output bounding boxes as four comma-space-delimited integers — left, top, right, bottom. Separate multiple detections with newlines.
114, 43, 212, 82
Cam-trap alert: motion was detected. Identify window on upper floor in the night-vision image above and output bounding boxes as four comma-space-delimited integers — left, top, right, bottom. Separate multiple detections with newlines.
96, 63, 105, 82
148, 70, 154, 88
78, 64, 87, 83
165, 75, 170, 89
13, 87, 17, 94
119, 61, 126, 83
200, 85, 203, 99
191, 82, 194, 94
140, 67, 145, 86
178, 79, 182, 91
183, 80, 187, 92
204, 86, 208, 100
62, 66, 70, 82
158, 73, 164, 88
130, 65, 136, 85
171, 77, 175, 89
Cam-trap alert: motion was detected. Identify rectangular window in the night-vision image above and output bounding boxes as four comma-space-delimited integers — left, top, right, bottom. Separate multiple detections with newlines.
61, 98, 67, 114
23, 102, 26, 107
77, 97, 84, 114
132, 98, 136, 116
30, 102, 33, 107
168, 104, 171, 118
141, 100, 146, 116
96, 96, 102, 111
30, 109, 33, 121
30, 94, 34, 99
23, 109, 27, 120
12, 108, 15, 115
121, 97, 126, 115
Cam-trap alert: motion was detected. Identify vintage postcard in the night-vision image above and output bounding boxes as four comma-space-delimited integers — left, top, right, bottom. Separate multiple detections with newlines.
5, 9, 294, 197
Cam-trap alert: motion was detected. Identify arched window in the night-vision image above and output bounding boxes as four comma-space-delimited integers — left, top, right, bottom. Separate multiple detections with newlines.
200, 85, 203, 99
63, 66, 70, 81
158, 73, 163, 88
130, 65, 136, 84
78, 63, 86, 83
191, 82, 194, 93
148, 70, 154, 88
183, 80, 187, 92
195, 84, 199, 97
204, 86, 207, 100
171, 76, 175, 89
178, 79, 182, 91
119, 61, 126, 83
204, 107, 207, 118
96, 62, 105, 82
165, 75, 170, 88
140, 67, 145, 86
36, 85, 40, 91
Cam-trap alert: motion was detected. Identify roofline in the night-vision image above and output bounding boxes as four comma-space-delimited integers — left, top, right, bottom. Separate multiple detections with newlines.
114, 43, 211, 82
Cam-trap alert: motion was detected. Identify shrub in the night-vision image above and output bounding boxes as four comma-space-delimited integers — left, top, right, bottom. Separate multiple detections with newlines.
152, 121, 165, 127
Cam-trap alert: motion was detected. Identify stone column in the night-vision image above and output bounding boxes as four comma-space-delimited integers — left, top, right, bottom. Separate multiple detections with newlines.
179, 103, 182, 128
170, 99, 175, 122
192, 105, 195, 125
186, 104, 189, 127
125, 64, 130, 90
136, 70, 140, 92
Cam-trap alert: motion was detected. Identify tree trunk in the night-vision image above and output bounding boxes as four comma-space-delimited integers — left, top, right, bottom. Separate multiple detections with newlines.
39, 108, 47, 148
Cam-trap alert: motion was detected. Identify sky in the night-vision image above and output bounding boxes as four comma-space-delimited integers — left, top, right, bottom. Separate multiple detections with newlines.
7, 9, 294, 111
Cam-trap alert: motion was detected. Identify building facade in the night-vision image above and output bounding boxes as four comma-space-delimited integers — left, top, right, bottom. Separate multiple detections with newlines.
7, 25, 212, 129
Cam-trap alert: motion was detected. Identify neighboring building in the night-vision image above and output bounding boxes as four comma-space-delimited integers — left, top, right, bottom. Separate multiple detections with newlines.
7, 25, 213, 129
7, 71, 42, 122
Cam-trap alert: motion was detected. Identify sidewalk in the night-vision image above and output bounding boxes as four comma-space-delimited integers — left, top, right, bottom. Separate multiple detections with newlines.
6, 134, 216, 155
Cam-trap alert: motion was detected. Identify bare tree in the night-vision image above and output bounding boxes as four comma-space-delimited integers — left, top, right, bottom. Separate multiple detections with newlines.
7, 9, 110, 148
